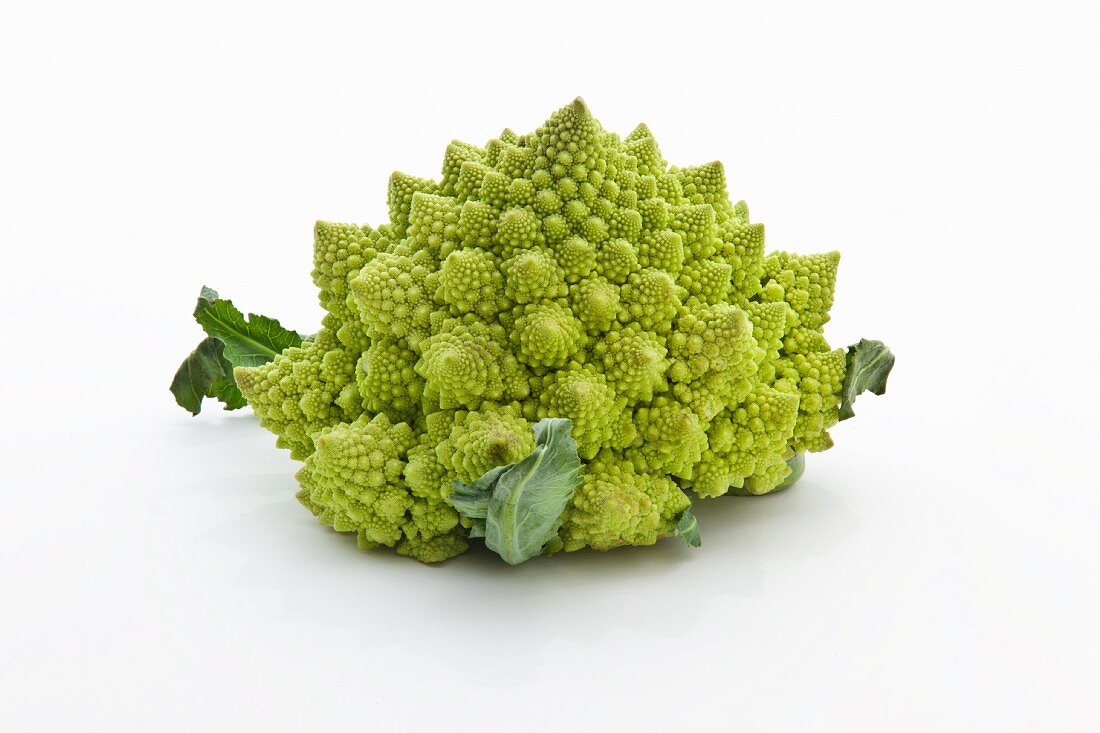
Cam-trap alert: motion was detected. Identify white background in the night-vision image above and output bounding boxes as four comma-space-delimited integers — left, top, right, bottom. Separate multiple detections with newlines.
2, 1, 1098, 730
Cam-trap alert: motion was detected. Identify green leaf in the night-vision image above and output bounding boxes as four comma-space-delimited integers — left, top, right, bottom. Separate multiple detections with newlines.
449, 418, 582, 565
208, 376, 248, 410
671, 508, 701, 548
543, 535, 564, 555
448, 464, 508, 523
839, 339, 895, 421
198, 285, 220, 306
169, 337, 245, 415
172, 286, 303, 415
193, 286, 304, 368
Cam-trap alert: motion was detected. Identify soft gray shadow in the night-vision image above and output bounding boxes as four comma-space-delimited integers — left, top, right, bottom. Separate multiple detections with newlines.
193, 473, 862, 664
161, 394, 862, 656
161, 411, 264, 448
691, 478, 862, 560
157, 411, 295, 498
171, 471, 299, 498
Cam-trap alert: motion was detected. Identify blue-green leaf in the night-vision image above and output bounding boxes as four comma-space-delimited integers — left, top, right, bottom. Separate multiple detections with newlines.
169, 337, 245, 415
448, 464, 508, 539
671, 508, 701, 548
449, 418, 582, 565
840, 339, 896, 420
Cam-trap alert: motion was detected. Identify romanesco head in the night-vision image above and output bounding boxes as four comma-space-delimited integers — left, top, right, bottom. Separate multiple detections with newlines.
235, 98, 866, 562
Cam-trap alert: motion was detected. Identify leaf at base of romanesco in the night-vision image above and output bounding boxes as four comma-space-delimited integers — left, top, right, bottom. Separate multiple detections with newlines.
448, 418, 582, 565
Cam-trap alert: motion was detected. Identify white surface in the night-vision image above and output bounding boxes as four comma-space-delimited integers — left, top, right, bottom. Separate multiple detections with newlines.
2, 1, 1099, 730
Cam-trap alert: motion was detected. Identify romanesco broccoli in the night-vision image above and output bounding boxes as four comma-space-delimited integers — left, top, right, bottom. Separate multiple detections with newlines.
174, 98, 894, 565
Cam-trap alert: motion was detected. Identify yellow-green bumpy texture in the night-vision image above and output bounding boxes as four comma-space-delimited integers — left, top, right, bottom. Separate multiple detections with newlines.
235, 99, 848, 562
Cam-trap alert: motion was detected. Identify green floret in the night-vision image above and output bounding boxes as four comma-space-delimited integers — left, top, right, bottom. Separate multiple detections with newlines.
637, 196, 669, 232
387, 171, 439, 239
296, 413, 418, 545
495, 207, 540, 256
671, 204, 718, 261
416, 317, 527, 409
679, 258, 733, 306
404, 441, 455, 500
454, 160, 489, 203
533, 187, 563, 215
674, 160, 731, 213
432, 247, 510, 318
776, 348, 847, 453
501, 246, 567, 303
536, 363, 625, 459
456, 199, 497, 248
746, 301, 794, 356
396, 532, 469, 563
568, 276, 620, 333
637, 229, 685, 274
667, 304, 757, 420
687, 386, 800, 497
552, 235, 597, 283
655, 173, 685, 205
746, 300, 796, 383
624, 128, 667, 177
762, 251, 840, 330
590, 323, 669, 404
406, 192, 460, 259
297, 413, 465, 562
440, 141, 484, 198
559, 450, 691, 552
480, 161, 509, 194
435, 405, 535, 483
720, 219, 765, 303
311, 221, 379, 350
619, 267, 683, 334
609, 207, 642, 240
510, 302, 587, 369
627, 397, 708, 479
356, 337, 422, 425
350, 251, 433, 350
595, 238, 640, 283
234, 330, 362, 460
783, 326, 831, 355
